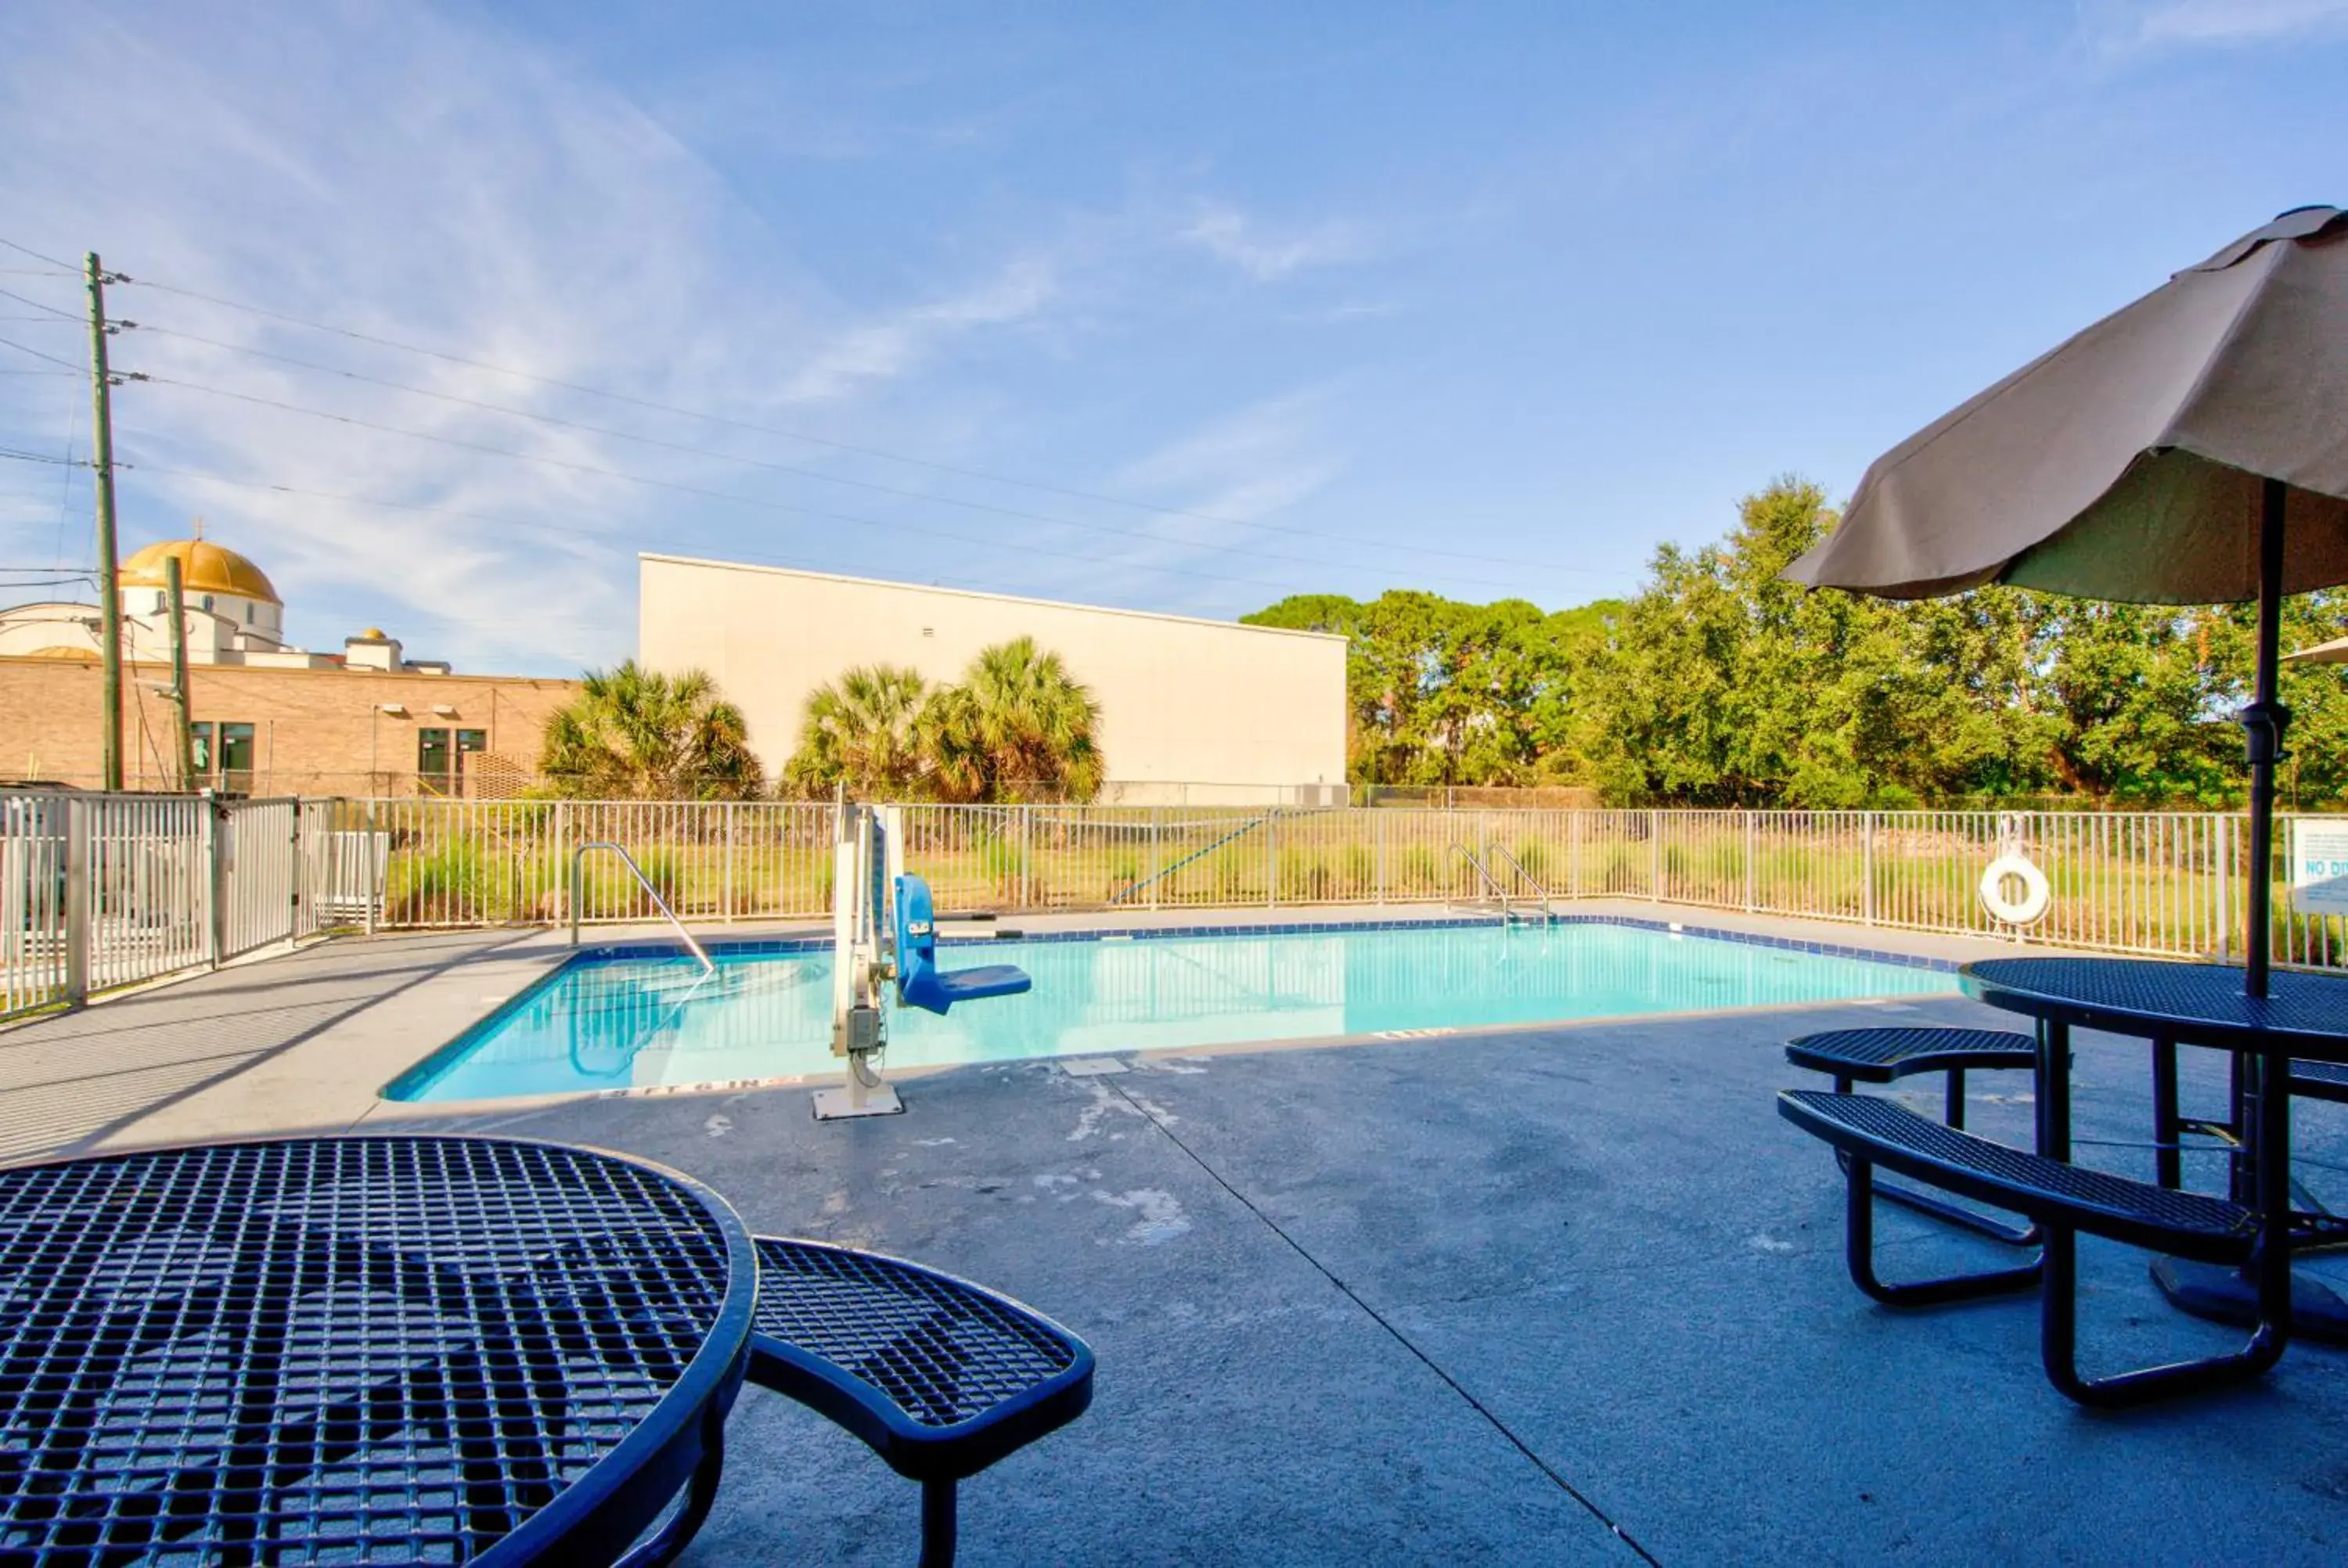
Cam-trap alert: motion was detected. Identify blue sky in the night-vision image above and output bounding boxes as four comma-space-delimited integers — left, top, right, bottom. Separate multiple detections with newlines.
2, 0, 2344, 675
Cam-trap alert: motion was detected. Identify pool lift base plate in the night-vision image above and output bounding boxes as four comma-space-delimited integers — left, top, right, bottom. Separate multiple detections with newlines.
812, 1081, 904, 1120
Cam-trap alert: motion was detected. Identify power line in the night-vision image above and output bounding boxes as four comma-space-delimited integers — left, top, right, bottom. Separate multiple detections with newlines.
109, 268, 1579, 574
125, 372, 1420, 602
122, 319, 1559, 594
0, 336, 82, 372
116, 456, 1267, 618
0, 286, 79, 319
0, 238, 77, 272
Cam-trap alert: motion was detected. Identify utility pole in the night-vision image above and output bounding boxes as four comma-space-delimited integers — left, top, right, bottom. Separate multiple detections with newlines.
85, 253, 124, 793
165, 554, 196, 791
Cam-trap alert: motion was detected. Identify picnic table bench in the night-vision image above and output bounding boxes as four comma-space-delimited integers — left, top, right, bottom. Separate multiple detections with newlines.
747, 1235, 1096, 1567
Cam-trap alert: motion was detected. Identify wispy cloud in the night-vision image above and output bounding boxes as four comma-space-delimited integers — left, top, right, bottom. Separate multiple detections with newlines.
782, 257, 1055, 404
1115, 392, 1345, 523
2084, 0, 2348, 46
1181, 204, 1366, 282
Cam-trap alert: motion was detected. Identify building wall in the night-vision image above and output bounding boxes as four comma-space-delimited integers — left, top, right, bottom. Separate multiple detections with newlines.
638, 555, 1349, 804
0, 656, 580, 796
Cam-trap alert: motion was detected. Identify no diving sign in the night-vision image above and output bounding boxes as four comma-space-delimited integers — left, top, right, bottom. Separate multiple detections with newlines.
2291, 819, 2348, 916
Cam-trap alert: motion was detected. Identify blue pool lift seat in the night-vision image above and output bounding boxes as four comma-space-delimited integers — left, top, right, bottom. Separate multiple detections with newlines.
894, 874, 1032, 1015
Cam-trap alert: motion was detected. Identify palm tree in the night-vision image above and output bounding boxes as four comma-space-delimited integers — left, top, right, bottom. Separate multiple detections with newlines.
540, 662, 764, 799
782, 664, 931, 797
943, 638, 1105, 802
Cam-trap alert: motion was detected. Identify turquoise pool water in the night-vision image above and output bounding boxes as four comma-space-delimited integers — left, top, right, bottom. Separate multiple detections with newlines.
388, 919, 1957, 1103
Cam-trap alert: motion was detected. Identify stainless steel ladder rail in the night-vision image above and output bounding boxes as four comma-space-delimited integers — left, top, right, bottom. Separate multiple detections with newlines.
1449, 842, 1514, 920
570, 840, 715, 973
1483, 843, 1559, 923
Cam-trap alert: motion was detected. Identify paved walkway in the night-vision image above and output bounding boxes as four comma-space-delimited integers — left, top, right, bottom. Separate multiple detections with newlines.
0, 930, 546, 1161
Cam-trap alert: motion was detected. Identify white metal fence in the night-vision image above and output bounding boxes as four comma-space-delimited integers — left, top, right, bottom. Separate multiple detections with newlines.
2, 793, 339, 1020
14, 793, 2348, 1022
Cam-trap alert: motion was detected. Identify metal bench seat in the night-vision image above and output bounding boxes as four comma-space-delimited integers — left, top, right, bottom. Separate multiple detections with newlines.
746, 1235, 1095, 1567
1779, 1088, 2282, 1407
1779, 1091, 2257, 1263
1785, 1027, 2040, 1246
2292, 1058, 2348, 1102
1784, 1026, 2037, 1083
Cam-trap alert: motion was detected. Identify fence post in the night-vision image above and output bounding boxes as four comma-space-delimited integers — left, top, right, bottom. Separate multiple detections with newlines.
1021, 807, 1033, 911
203, 793, 226, 965
1649, 809, 1662, 901
552, 800, 569, 928
1376, 807, 1387, 905
2217, 813, 2235, 961
364, 799, 380, 938
1745, 810, 1756, 913
1151, 804, 1161, 912
1862, 811, 1878, 926
723, 800, 737, 923
1568, 811, 1580, 901
289, 798, 305, 944
63, 798, 89, 1006
1266, 807, 1278, 907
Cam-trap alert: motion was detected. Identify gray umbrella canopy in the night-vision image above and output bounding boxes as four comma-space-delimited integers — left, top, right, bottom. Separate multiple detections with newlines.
1786, 206, 2348, 604
1787, 207, 2348, 997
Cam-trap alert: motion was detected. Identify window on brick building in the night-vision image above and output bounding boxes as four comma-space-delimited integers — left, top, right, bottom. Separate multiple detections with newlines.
190, 721, 256, 794
419, 728, 487, 795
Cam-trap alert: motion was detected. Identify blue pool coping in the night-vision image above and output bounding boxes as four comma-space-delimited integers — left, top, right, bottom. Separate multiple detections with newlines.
384, 912, 1961, 1102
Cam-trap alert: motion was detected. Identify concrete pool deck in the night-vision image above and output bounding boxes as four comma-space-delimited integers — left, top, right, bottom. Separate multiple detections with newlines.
6, 906, 2347, 1561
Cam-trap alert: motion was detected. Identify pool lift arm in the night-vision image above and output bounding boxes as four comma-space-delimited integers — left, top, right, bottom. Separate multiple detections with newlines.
816, 804, 1032, 1122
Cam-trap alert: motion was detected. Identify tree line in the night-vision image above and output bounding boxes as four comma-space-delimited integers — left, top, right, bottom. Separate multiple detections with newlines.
1244, 478, 2348, 810
535, 637, 1104, 803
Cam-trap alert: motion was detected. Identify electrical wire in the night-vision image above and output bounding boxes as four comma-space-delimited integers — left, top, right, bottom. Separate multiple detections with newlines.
124, 373, 1406, 600
0, 336, 81, 372
112, 456, 1266, 618
0, 237, 77, 272
122, 320, 1559, 593
109, 269, 1578, 574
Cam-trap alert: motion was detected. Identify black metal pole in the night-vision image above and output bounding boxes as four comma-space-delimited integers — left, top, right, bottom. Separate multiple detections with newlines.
2241, 477, 2289, 999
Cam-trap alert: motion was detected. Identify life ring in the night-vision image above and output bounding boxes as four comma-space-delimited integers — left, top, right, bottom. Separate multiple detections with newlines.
1979, 854, 2051, 926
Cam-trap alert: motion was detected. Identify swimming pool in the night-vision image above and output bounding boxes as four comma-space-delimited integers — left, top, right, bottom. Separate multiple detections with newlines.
387, 918, 1957, 1103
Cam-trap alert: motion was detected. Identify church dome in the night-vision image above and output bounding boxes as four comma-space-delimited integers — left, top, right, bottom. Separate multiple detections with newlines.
118, 538, 281, 606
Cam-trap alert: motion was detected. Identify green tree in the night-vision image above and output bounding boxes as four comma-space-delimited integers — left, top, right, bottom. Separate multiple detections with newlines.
926, 636, 1105, 802
778, 638, 1107, 803
781, 664, 931, 797
539, 661, 763, 800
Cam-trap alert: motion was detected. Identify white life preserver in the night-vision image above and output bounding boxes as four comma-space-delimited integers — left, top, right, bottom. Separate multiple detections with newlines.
1979, 854, 2051, 926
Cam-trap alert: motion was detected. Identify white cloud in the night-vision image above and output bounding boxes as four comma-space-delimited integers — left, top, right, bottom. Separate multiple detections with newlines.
1115, 392, 1345, 524
782, 257, 1055, 405
0, 2, 1087, 673
1181, 205, 1365, 282
2087, 0, 2348, 45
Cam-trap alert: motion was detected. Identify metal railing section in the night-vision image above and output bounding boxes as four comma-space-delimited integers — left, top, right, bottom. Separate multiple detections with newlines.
571, 841, 715, 973
1482, 843, 1558, 922
31, 793, 2348, 1016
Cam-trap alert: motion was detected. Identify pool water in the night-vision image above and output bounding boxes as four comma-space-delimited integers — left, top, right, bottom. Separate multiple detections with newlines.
389, 919, 1957, 1103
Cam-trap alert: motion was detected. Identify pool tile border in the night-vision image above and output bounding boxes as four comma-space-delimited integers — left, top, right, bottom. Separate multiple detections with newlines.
566, 912, 1961, 973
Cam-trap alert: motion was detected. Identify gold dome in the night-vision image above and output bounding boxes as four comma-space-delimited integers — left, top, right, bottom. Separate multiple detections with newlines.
118, 538, 281, 606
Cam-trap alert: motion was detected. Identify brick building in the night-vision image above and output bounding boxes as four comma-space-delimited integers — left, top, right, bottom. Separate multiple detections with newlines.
0, 534, 578, 796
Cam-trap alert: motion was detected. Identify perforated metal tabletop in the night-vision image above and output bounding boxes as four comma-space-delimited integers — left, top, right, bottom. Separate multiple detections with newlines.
0, 1136, 755, 1566
1963, 957, 2348, 1058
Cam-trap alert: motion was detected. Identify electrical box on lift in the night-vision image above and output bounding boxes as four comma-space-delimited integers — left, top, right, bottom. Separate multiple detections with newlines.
832, 1003, 883, 1058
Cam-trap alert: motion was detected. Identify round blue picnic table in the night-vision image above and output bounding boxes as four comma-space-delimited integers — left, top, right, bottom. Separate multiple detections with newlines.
0, 1135, 756, 1566
1961, 955, 2348, 1344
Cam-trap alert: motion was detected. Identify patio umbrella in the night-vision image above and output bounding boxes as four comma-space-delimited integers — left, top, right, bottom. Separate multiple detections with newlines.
2287, 633, 2348, 665
1786, 205, 2348, 996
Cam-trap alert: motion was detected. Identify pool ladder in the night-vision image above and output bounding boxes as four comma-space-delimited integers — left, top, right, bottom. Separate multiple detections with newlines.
1450, 842, 1559, 925
570, 841, 715, 974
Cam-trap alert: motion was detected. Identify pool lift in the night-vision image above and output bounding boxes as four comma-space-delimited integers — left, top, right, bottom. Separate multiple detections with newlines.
816, 804, 1033, 1121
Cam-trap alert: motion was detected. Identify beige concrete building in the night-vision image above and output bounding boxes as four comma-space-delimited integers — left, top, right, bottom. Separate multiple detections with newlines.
638, 554, 1349, 804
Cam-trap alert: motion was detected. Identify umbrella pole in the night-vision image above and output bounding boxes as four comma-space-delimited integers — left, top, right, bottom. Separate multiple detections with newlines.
2242, 477, 2289, 998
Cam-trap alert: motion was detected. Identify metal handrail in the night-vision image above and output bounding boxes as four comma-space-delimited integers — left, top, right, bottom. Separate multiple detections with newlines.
1483, 844, 1558, 923
1449, 842, 1514, 919
571, 841, 715, 973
